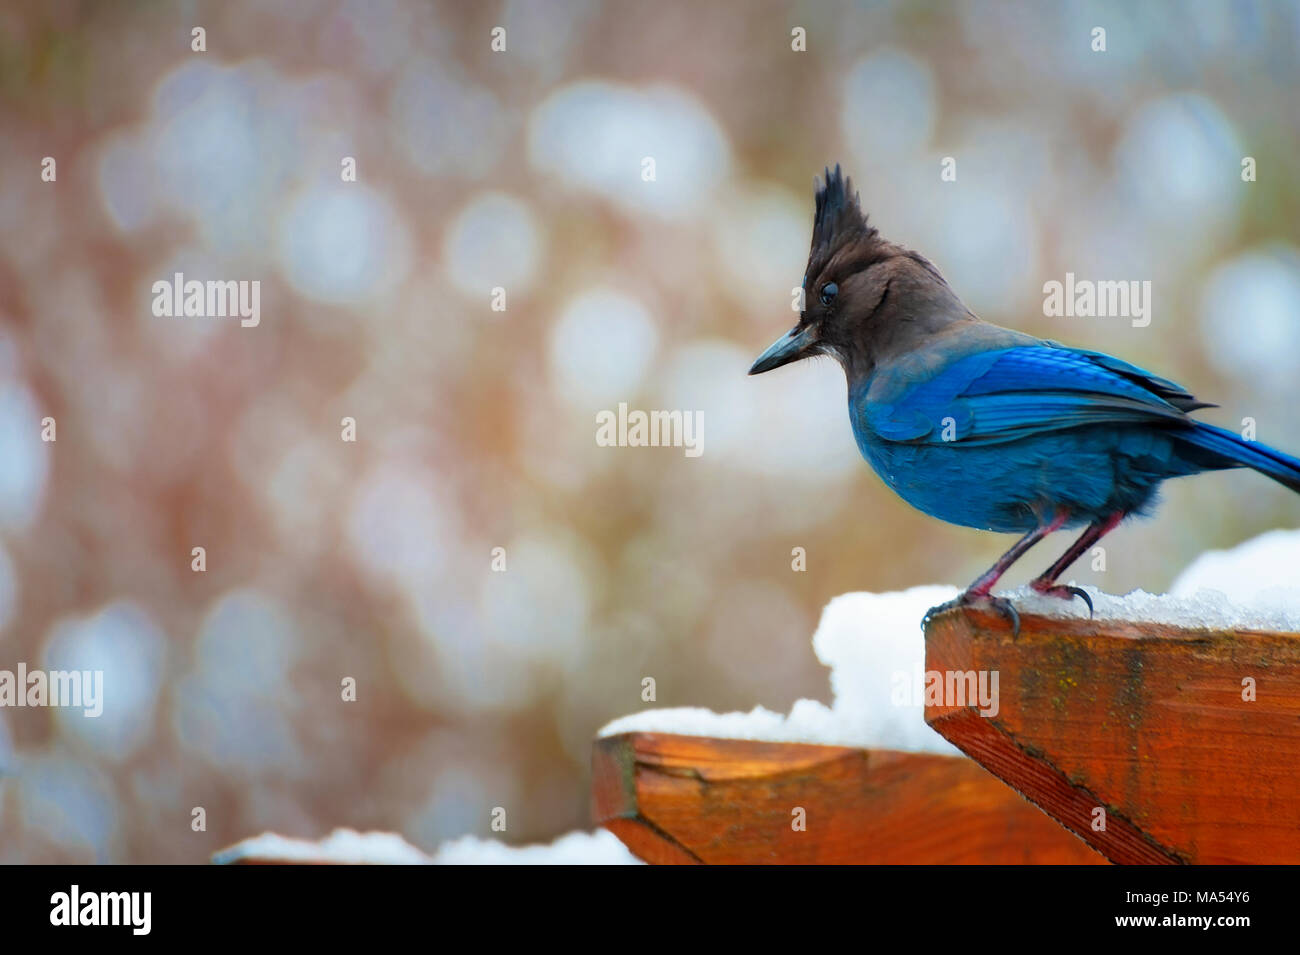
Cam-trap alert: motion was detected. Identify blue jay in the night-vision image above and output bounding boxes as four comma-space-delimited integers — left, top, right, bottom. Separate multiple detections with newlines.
750, 166, 1300, 631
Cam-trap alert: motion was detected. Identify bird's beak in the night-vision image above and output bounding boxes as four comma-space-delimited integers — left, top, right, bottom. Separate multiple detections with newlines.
748, 325, 816, 375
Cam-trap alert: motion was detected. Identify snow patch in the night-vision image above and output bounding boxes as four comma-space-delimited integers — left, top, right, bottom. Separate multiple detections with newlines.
1171, 527, 1300, 625
429, 829, 641, 865
214, 827, 641, 865
601, 585, 962, 753
213, 828, 432, 865
1008, 582, 1300, 633
601, 529, 1300, 749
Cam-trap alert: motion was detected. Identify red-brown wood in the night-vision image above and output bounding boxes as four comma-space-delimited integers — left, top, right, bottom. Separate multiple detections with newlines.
593, 732, 1104, 864
924, 604, 1300, 864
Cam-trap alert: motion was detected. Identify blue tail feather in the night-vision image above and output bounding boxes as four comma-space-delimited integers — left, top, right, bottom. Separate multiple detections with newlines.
1178, 422, 1300, 494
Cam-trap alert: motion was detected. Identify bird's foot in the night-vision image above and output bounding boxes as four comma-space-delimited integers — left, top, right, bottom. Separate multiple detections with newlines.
925, 590, 1021, 639
1029, 581, 1094, 617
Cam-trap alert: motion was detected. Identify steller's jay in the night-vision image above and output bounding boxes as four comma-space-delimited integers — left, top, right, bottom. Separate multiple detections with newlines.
750, 165, 1300, 631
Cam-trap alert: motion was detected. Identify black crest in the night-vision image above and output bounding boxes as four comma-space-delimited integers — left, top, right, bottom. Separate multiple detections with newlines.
808, 164, 877, 280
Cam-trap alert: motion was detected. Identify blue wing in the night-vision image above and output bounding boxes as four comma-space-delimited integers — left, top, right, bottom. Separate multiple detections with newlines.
864, 346, 1201, 446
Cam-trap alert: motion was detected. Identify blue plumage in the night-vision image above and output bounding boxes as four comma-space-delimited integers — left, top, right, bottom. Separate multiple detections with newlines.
851, 344, 1249, 533
750, 165, 1300, 620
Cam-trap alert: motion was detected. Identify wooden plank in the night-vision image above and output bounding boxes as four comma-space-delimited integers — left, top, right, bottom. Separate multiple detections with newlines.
593, 732, 1104, 864
924, 604, 1300, 864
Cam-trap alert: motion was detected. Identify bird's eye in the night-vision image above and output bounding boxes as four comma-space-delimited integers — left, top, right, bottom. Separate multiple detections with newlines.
820, 283, 838, 306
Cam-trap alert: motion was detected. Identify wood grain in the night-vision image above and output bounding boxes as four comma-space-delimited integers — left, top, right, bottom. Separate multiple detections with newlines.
593, 732, 1104, 864
924, 604, 1300, 864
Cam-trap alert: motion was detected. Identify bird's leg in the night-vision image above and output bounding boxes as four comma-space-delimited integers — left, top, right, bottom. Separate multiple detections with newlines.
927, 512, 1066, 637
1027, 511, 1126, 616
963, 518, 1062, 598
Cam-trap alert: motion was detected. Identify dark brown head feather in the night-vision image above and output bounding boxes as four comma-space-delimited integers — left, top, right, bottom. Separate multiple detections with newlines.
806, 163, 879, 286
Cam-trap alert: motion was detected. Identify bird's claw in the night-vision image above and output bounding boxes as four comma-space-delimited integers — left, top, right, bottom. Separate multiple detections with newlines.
926, 591, 1021, 639
1031, 583, 1094, 617
982, 595, 1021, 639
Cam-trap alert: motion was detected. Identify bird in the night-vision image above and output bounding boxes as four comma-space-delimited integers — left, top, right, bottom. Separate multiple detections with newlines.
749, 164, 1300, 633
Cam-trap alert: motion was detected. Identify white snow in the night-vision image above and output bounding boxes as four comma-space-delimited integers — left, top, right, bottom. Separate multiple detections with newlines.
600, 585, 963, 754
1171, 527, 1300, 621
214, 826, 642, 865
213, 828, 433, 865
1010, 527, 1300, 632
429, 829, 641, 865
1008, 582, 1300, 633
601, 529, 1300, 750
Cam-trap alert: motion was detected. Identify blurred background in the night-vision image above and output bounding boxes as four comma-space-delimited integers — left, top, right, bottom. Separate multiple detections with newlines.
1, 0, 1298, 862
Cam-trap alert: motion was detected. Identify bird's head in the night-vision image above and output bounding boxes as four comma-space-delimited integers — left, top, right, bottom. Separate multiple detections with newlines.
749, 164, 963, 379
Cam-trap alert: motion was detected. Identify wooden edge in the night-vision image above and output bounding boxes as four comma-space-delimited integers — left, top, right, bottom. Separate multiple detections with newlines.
921, 602, 1299, 864
926, 704, 1182, 864
592, 730, 1106, 864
